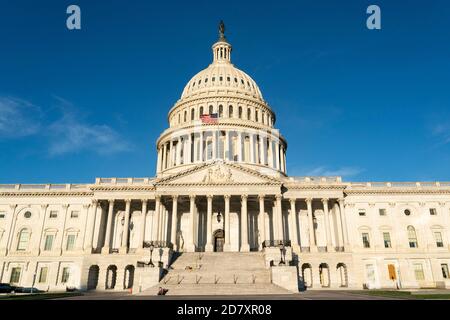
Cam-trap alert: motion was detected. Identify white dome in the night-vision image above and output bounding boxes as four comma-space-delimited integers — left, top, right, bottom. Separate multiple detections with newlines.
179, 38, 264, 103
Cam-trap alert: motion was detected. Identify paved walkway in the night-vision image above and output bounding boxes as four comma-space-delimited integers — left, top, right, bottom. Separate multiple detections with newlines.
56, 290, 395, 300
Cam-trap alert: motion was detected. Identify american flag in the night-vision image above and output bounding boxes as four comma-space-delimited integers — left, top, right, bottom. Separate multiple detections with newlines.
200, 113, 218, 124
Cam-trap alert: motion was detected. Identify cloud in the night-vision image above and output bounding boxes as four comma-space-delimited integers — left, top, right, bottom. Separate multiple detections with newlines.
290, 165, 365, 178
0, 97, 42, 138
431, 123, 450, 145
0, 95, 131, 156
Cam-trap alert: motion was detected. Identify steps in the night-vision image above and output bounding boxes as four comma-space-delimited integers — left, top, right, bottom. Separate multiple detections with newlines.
140, 252, 293, 296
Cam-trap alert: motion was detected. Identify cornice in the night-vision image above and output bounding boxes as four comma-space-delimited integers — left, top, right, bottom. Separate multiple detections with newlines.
0, 191, 94, 197
344, 188, 450, 195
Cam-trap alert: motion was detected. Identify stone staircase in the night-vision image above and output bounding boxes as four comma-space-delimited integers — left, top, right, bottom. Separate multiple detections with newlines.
143, 252, 292, 296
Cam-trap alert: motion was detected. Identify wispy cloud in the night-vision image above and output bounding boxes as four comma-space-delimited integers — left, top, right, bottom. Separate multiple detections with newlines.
289, 165, 365, 178
0, 97, 42, 138
0, 95, 131, 156
431, 122, 450, 145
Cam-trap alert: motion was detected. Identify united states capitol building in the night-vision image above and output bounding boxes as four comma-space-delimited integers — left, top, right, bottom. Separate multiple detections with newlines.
1, 23, 450, 295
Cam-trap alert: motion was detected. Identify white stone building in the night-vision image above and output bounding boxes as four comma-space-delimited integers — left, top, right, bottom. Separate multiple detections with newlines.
1, 23, 450, 294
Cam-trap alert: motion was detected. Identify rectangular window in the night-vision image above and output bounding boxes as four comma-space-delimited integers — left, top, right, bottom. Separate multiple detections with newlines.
366, 264, 375, 282
0, 211, 6, 219
70, 211, 79, 218
429, 208, 437, 216
441, 264, 449, 279
39, 267, 48, 283
414, 263, 425, 281
206, 139, 213, 160
17, 231, 30, 251
358, 210, 366, 216
49, 211, 58, 218
61, 267, 70, 283
383, 232, 392, 248
362, 233, 371, 248
434, 232, 444, 248
379, 208, 386, 216
10, 267, 21, 284
66, 234, 76, 251
44, 235, 54, 251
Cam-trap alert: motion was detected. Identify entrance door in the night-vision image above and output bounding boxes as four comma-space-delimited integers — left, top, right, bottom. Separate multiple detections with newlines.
213, 229, 225, 252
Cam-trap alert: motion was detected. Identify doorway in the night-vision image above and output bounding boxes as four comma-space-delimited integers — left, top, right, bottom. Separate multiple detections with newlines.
213, 229, 225, 252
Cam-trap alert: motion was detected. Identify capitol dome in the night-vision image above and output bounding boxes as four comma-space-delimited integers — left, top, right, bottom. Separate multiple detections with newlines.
156, 22, 287, 178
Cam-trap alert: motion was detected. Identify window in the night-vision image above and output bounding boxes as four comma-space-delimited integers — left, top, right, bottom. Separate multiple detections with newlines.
212, 77, 215, 82
408, 226, 418, 248
362, 233, 370, 248
441, 264, 449, 279
413, 263, 425, 281
199, 106, 204, 117
358, 210, 366, 216
0, 211, 5, 219
228, 105, 233, 117
255, 110, 259, 122
191, 108, 195, 120
183, 111, 187, 122
434, 232, 444, 248
39, 267, 48, 283
238, 106, 242, 119
209, 105, 213, 114
24, 211, 31, 219
49, 211, 58, 219
66, 234, 76, 251
10, 267, 21, 284
44, 234, 54, 251
383, 232, 392, 248
198, 79, 201, 85
205, 78, 208, 83
430, 208, 437, 216
234, 77, 237, 83
17, 229, 30, 251
219, 76, 223, 81
404, 209, 411, 216
218, 105, 223, 117
379, 208, 386, 216
247, 108, 251, 120
70, 211, 79, 218
227, 76, 230, 82
61, 267, 70, 283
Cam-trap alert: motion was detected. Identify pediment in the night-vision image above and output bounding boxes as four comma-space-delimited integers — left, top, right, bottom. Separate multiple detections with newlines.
155, 161, 281, 186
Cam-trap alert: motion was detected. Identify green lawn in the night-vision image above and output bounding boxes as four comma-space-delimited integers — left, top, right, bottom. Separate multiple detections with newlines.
0, 292, 83, 300
350, 290, 450, 300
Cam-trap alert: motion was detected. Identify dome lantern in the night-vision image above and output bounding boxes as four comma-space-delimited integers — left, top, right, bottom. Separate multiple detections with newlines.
212, 20, 232, 63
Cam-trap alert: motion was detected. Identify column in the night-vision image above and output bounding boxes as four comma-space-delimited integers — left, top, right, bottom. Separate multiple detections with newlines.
240, 194, 250, 252
157, 147, 162, 173
90, 201, 102, 251
338, 198, 350, 250
81, 203, 92, 252
153, 196, 161, 241
275, 195, 283, 241
193, 134, 198, 163
5, 204, 17, 254
259, 134, 265, 165
268, 138, 274, 168
186, 195, 196, 252
205, 195, 213, 252
139, 200, 148, 249
188, 134, 193, 164
237, 132, 243, 162
37, 204, 49, 253
306, 198, 317, 252
289, 199, 299, 250
120, 199, 131, 252
224, 195, 231, 251
275, 143, 280, 170
225, 131, 230, 161
250, 133, 255, 163
178, 137, 183, 165
258, 195, 265, 250
169, 140, 174, 167
213, 131, 217, 160
102, 200, 115, 253
280, 147, 285, 172
58, 204, 69, 253
322, 198, 333, 251
170, 196, 178, 249
162, 143, 167, 170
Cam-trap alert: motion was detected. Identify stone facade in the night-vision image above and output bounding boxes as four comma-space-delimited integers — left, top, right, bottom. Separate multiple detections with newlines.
1, 25, 450, 293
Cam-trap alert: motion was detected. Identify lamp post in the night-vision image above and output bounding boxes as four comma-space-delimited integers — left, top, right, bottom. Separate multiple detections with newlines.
278, 241, 285, 266
31, 272, 36, 294
149, 242, 155, 267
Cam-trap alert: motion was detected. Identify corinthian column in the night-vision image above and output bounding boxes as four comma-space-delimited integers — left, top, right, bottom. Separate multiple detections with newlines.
102, 200, 115, 254
140, 200, 148, 249
240, 194, 250, 252
289, 199, 299, 250
224, 195, 231, 251
258, 195, 265, 250
153, 196, 161, 241
322, 198, 333, 252
120, 199, 131, 253
205, 195, 213, 252
186, 195, 196, 252
338, 198, 350, 250
170, 196, 178, 250
306, 198, 317, 252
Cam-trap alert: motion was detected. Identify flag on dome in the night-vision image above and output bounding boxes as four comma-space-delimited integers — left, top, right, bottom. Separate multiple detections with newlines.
201, 113, 218, 124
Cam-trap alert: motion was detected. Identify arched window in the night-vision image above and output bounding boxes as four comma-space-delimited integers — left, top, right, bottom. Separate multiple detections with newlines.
178, 113, 180, 124
17, 229, 30, 251
209, 105, 213, 114
407, 226, 418, 248
199, 106, 204, 118
184, 110, 187, 122
238, 106, 242, 119
218, 105, 223, 117
191, 108, 195, 121
228, 105, 233, 118
255, 110, 259, 122
247, 108, 251, 120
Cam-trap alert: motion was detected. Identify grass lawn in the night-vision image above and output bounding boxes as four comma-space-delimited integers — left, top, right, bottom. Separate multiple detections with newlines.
0, 292, 84, 300
350, 290, 450, 300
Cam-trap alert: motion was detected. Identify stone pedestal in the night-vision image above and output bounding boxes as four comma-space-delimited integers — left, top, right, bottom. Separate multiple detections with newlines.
271, 266, 299, 292
134, 266, 162, 293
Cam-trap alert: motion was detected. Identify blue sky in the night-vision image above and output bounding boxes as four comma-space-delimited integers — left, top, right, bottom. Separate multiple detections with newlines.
1, 0, 450, 183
